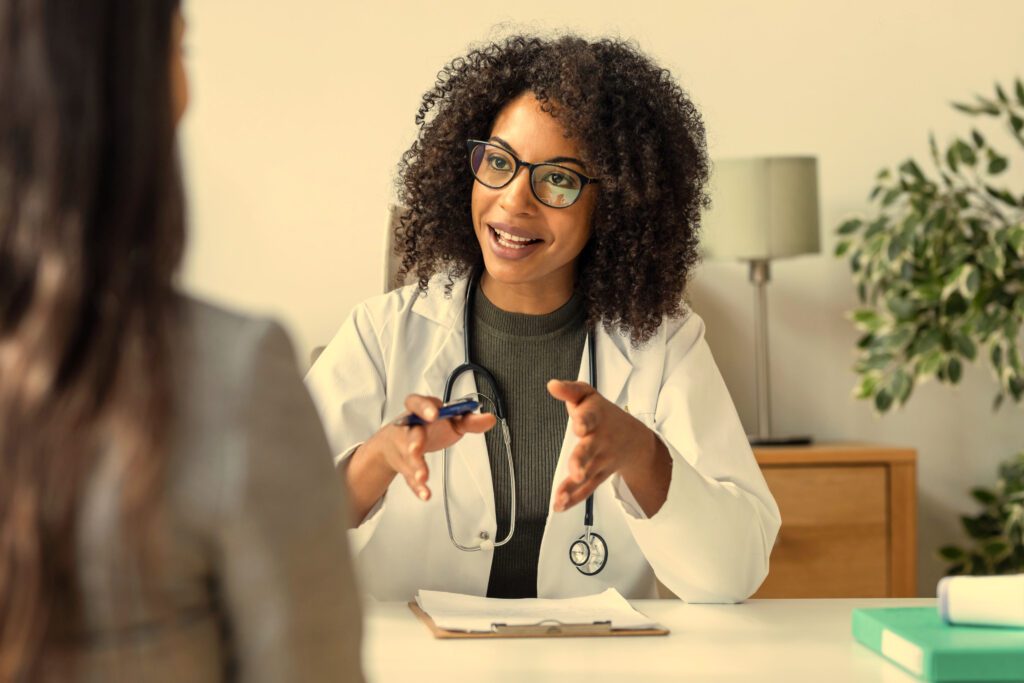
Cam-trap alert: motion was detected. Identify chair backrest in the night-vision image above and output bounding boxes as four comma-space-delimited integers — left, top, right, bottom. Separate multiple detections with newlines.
384, 204, 417, 293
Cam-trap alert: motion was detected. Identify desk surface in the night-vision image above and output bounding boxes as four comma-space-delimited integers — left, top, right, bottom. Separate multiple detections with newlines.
364, 598, 936, 683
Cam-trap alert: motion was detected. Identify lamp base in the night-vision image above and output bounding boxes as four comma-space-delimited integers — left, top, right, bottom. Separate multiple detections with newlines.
748, 434, 813, 447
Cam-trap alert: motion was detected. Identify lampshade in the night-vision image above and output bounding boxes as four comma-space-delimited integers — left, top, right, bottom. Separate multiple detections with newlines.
701, 157, 821, 261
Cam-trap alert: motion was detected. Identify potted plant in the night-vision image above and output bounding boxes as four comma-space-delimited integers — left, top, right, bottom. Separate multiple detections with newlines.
835, 79, 1024, 575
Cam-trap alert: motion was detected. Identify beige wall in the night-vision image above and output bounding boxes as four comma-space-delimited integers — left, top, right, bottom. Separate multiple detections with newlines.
178, 0, 1024, 595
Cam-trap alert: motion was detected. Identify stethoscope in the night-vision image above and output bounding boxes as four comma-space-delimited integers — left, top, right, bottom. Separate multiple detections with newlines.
440, 272, 609, 576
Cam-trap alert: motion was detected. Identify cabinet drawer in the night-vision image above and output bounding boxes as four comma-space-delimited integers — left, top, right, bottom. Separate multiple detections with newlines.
754, 465, 888, 598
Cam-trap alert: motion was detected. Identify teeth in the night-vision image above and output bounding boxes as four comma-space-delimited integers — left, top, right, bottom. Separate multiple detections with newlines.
494, 228, 534, 243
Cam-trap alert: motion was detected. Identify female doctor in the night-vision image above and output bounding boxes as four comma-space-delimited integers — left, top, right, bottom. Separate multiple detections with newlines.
307, 35, 780, 602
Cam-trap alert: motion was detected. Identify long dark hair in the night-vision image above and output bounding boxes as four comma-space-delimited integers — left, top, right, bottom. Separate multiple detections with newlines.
0, 1, 185, 679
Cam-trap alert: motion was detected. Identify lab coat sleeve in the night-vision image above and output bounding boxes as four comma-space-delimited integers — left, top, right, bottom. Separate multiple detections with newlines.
305, 301, 390, 553
614, 313, 781, 603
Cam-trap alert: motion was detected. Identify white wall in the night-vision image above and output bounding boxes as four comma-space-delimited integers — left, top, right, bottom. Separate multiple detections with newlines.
178, 0, 1024, 595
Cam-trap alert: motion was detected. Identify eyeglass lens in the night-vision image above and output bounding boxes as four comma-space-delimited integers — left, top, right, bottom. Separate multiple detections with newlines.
469, 143, 583, 208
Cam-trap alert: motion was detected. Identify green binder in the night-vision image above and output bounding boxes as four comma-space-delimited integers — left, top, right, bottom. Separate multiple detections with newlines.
852, 607, 1024, 681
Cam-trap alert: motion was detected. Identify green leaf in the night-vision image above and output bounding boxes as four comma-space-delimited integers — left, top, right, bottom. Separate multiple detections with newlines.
971, 129, 986, 148
837, 218, 862, 235
874, 389, 893, 413
918, 350, 945, 378
962, 514, 1001, 539
945, 292, 969, 317
996, 83, 1009, 104
855, 352, 894, 373
956, 140, 976, 166
986, 185, 1021, 207
1012, 114, 1024, 135
899, 159, 926, 183
887, 296, 915, 319
953, 333, 977, 361
993, 344, 1003, 369
970, 488, 998, 506
938, 545, 966, 561
1009, 226, 1024, 256
988, 154, 1008, 175
1005, 375, 1020, 402
961, 264, 981, 300
851, 308, 883, 332
946, 143, 959, 173
978, 245, 1006, 280
881, 187, 902, 207
983, 539, 1010, 559
974, 97, 1002, 115
910, 329, 943, 356
891, 370, 913, 404
952, 102, 982, 115
1016, 78, 1024, 106
854, 374, 879, 400
834, 240, 851, 257
887, 237, 904, 261
947, 357, 963, 384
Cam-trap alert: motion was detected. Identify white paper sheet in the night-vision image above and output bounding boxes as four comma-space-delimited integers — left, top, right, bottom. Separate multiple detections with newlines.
415, 588, 659, 632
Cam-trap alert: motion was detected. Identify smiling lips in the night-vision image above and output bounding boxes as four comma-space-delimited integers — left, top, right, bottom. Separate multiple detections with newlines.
488, 222, 543, 252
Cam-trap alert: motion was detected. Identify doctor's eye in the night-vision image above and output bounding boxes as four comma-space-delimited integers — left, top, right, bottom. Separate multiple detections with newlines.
486, 153, 513, 173
539, 170, 580, 189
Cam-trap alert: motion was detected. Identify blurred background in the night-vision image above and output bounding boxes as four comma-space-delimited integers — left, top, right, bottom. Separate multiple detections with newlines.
177, 0, 1024, 595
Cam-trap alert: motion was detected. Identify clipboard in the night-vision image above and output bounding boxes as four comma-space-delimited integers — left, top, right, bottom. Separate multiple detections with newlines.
408, 602, 670, 639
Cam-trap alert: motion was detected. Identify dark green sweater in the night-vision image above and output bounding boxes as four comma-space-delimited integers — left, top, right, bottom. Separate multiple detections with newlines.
470, 285, 587, 598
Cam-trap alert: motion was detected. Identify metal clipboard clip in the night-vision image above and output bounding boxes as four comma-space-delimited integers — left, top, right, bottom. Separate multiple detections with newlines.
490, 619, 613, 636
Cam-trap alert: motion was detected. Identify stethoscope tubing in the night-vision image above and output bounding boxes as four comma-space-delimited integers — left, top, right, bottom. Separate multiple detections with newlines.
440, 271, 602, 573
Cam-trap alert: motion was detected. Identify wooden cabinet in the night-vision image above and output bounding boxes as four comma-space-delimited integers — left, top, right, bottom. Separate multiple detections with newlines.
753, 444, 917, 598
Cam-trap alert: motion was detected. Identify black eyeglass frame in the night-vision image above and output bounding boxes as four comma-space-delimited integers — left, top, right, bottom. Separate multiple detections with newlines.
466, 139, 598, 209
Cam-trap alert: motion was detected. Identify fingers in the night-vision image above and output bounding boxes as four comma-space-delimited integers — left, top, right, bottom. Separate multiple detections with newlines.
554, 438, 607, 511
398, 425, 431, 501
546, 379, 596, 406
404, 394, 442, 421
454, 412, 497, 435
568, 439, 595, 483
553, 467, 609, 512
570, 408, 597, 437
549, 380, 603, 437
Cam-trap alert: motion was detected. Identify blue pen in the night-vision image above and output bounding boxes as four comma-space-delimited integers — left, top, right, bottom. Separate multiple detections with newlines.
392, 398, 481, 427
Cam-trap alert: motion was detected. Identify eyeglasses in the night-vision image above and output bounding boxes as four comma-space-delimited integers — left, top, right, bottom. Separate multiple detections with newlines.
466, 139, 597, 209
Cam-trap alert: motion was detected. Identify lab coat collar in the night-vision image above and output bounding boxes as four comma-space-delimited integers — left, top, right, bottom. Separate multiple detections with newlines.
413, 273, 633, 410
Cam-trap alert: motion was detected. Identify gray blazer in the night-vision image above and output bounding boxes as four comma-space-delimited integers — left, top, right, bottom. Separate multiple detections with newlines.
61, 298, 363, 682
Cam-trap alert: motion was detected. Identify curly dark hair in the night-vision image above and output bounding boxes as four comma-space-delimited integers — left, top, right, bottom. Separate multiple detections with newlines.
395, 34, 709, 345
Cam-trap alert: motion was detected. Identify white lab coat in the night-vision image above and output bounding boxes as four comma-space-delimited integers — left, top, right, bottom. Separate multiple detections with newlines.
306, 275, 780, 602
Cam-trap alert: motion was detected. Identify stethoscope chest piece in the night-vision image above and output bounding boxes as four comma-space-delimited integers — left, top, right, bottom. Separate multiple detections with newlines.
569, 531, 608, 576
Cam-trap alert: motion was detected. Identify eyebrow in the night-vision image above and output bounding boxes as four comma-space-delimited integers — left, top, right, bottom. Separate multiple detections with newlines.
489, 136, 588, 171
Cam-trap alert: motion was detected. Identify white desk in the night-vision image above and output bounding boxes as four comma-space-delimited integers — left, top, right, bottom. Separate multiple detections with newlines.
364, 598, 936, 682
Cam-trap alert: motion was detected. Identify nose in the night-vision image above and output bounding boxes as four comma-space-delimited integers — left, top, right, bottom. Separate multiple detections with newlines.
498, 166, 537, 215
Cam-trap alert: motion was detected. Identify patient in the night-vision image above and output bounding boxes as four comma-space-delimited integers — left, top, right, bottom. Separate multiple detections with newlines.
0, 2, 362, 681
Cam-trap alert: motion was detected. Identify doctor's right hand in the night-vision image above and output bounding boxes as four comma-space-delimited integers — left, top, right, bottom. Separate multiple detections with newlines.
350, 394, 496, 511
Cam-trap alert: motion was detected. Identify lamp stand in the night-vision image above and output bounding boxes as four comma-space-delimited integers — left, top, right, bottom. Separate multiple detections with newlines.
747, 259, 811, 447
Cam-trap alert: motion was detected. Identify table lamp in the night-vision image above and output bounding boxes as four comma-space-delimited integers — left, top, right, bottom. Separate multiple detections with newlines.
701, 157, 820, 445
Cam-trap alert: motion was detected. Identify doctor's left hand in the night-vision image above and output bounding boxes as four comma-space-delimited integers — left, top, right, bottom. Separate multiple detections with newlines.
547, 380, 671, 517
